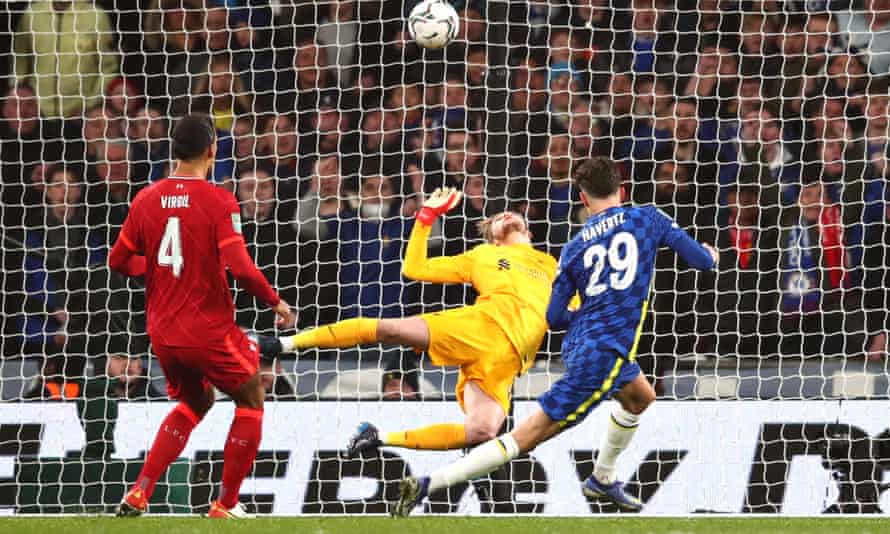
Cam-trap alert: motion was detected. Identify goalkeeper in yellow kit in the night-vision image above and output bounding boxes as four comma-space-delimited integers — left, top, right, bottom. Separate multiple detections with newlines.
279, 187, 558, 454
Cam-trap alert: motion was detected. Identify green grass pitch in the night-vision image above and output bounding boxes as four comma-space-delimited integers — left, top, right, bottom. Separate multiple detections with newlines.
0, 517, 884, 534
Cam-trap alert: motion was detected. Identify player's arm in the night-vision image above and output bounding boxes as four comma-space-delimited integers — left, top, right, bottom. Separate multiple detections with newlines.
402, 187, 472, 284
217, 195, 295, 327
657, 209, 718, 270
545, 259, 578, 330
108, 200, 146, 277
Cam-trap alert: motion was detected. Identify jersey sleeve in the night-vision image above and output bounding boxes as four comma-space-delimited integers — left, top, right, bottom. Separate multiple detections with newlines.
215, 190, 244, 250
215, 189, 280, 307
116, 190, 145, 253
546, 246, 579, 330
402, 221, 473, 284
653, 207, 715, 271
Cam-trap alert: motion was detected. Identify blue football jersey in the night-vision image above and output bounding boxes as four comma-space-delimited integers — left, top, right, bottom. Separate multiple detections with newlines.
546, 205, 714, 358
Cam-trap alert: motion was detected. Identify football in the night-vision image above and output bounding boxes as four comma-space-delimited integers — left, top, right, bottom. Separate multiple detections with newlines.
408, 0, 459, 50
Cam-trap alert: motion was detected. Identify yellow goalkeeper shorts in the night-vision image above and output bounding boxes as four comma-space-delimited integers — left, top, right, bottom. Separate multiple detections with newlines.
419, 305, 520, 414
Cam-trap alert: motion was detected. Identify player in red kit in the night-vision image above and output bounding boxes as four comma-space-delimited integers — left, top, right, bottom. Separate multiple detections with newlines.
108, 115, 295, 519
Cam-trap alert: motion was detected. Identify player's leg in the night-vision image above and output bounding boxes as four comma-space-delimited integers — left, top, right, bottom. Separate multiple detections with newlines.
390, 408, 560, 517
280, 316, 430, 352
351, 318, 511, 455
118, 350, 213, 517
581, 363, 653, 511
208, 372, 264, 518
364, 381, 506, 454
207, 332, 266, 519
592, 372, 656, 485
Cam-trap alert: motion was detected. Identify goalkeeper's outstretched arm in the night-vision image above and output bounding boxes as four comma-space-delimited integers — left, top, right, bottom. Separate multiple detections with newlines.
401, 188, 473, 284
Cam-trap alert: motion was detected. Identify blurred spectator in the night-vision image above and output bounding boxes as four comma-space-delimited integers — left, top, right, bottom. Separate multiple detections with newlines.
262, 113, 307, 194
128, 106, 170, 183
22, 166, 105, 358
235, 167, 298, 334
465, 45, 488, 107
259, 359, 296, 400
305, 96, 359, 159
678, 40, 739, 120
548, 62, 580, 130
457, 5, 486, 47
603, 72, 637, 161
292, 156, 346, 328
23, 357, 82, 400
738, 12, 781, 79
517, 133, 578, 254
444, 130, 483, 183
706, 185, 781, 357
142, 0, 209, 116
866, 92, 890, 177
569, 98, 600, 159
105, 76, 144, 122
803, 14, 835, 76
835, 0, 890, 74
331, 173, 415, 320
105, 354, 164, 400
232, 114, 260, 163
508, 58, 549, 176
720, 108, 800, 206
316, 1, 360, 89
778, 180, 866, 357
12, 0, 118, 118
87, 141, 144, 244
205, 6, 231, 53
444, 173, 487, 248
649, 159, 697, 230
276, 39, 333, 114
612, 0, 677, 75
381, 362, 420, 400
820, 51, 870, 101
231, 5, 276, 98
0, 84, 63, 226
195, 53, 252, 132
294, 155, 344, 242
81, 106, 124, 164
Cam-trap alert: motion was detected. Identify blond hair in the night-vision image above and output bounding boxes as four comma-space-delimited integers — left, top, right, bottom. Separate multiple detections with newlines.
476, 211, 524, 243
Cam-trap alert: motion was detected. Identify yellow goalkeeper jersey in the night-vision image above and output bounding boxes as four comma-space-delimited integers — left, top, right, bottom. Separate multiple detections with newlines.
403, 222, 558, 371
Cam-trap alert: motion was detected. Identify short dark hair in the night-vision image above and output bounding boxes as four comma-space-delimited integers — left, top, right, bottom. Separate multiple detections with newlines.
573, 157, 621, 199
171, 114, 216, 161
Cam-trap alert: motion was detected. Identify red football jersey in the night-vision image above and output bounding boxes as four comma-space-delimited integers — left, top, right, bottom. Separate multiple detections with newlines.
118, 176, 253, 347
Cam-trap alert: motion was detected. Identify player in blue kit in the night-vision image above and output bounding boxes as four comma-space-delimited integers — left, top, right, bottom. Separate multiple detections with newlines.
391, 157, 718, 516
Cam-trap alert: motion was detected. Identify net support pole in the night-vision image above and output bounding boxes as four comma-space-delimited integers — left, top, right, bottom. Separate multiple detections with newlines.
483, 0, 510, 214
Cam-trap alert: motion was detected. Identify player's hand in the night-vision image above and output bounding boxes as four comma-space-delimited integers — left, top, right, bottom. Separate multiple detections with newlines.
703, 243, 719, 267
272, 300, 296, 329
416, 187, 462, 225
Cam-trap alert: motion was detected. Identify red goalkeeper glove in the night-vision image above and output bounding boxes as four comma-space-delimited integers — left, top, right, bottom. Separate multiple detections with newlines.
416, 187, 462, 226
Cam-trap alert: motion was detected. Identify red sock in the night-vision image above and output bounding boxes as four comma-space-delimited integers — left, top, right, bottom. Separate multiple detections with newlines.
218, 407, 263, 509
134, 403, 201, 498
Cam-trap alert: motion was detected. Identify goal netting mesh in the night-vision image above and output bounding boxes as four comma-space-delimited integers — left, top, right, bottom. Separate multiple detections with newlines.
0, 0, 889, 516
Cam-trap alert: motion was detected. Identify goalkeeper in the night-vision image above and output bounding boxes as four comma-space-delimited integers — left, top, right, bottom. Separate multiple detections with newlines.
279, 187, 558, 453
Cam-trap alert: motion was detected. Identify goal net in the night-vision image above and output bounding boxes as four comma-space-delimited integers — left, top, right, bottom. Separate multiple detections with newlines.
0, 0, 888, 516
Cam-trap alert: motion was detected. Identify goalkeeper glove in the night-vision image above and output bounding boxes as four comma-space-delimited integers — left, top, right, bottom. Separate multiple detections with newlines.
416, 187, 462, 226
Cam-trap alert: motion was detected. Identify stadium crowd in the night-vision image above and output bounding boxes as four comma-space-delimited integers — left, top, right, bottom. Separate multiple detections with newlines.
1, 0, 889, 401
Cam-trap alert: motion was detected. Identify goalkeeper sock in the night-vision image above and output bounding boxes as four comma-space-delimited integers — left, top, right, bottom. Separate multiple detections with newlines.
219, 407, 263, 509
593, 404, 641, 485
428, 433, 520, 492
283, 318, 379, 350
134, 402, 202, 498
384, 423, 468, 450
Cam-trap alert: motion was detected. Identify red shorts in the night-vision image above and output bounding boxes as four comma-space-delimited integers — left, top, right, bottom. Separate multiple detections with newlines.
153, 328, 259, 399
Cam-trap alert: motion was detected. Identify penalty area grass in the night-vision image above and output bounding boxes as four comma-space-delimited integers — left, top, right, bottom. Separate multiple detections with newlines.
0, 517, 884, 534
